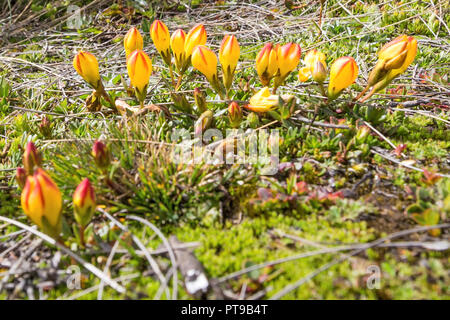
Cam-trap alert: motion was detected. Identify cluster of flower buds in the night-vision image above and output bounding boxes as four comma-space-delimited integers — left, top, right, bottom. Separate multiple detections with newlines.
19, 141, 102, 241
163, 24, 207, 73
298, 49, 358, 100
256, 42, 301, 91
190, 31, 241, 98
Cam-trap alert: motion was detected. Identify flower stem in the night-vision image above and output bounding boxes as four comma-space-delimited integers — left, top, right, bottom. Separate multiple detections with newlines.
359, 87, 376, 103
318, 83, 326, 98
169, 65, 175, 88
354, 85, 370, 102
175, 74, 183, 91
98, 83, 116, 112
79, 225, 85, 248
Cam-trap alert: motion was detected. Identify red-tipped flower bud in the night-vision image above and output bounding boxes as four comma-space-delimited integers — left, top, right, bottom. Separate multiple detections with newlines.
228, 101, 242, 128
39, 116, 52, 138
23, 142, 42, 175
91, 140, 110, 169
73, 178, 96, 228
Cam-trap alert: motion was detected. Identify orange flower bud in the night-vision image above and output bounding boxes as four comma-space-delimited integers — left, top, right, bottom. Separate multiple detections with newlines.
184, 24, 207, 60
228, 101, 242, 128
73, 178, 96, 228
16, 168, 27, 189
21, 168, 62, 238
73, 51, 102, 90
245, 87, 279, 113
92, 140, 110, 169
150, 20, 171, 65
327, 56, 358, 100
124, 27, 143, 58
276, 43, 301, 80
170, 29, 187, 71
126, 49, 152, 104
192, 45, 222, 94
369, 35, 418, 91
219, 35, 240, 91
23, 142, 42, 175
256, 43, 278, 86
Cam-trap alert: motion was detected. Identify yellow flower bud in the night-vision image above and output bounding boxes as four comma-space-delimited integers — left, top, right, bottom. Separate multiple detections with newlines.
256, 43, 278, 86
23, 141, 42, 175
372, 35, 417, 90
245, 87, 279, 113
21, 168, 62, 238
300, 49, 327, 83
150, 20, 171, 65
124, 27, 143, 58
191, 45, 218, 84
304, 49, 326, 69
311, 59, 327, 83
327, 56, 358, 101
184, 24, 207, 60
127, 49, 152, 104
73, 51, 102, 90
276, 43, 301, 80
170, 29, 187, 71
73, 178, 96, 228
357, 35, 417, 102
219, 35, 240, 91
